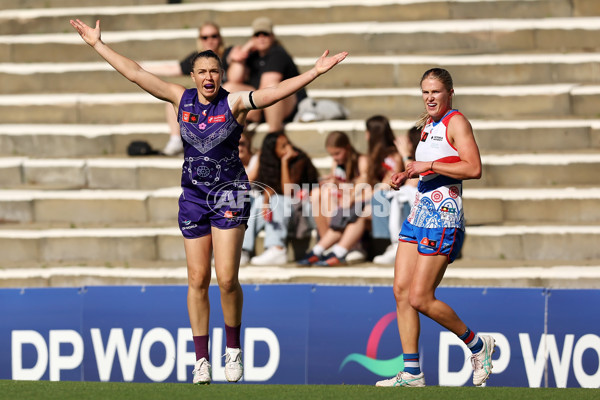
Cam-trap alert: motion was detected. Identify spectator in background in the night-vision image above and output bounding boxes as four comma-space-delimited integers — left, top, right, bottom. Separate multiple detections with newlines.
365, 116, 403, 190
226, 17, 307, 132
371, 122, 420, 264
238, 131, 259, 182
242, 131, 319, 265
299, 130, 370, 266
143, 22, 234, 155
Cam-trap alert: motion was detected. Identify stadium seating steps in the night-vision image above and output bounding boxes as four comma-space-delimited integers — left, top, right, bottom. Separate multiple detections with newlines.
1, 0, 600, 287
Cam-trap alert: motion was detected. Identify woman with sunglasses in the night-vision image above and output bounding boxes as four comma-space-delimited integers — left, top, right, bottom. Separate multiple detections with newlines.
70, 18, 346, 385
227, 17, 307, 132
154, 22, 234, 155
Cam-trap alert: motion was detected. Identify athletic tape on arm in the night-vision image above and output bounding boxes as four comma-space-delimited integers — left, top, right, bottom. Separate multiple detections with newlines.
228, 91, 258, 110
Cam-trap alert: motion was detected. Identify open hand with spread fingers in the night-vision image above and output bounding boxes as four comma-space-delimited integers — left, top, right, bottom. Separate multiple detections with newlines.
70, 19, 101, 47
314, 50, 349, 76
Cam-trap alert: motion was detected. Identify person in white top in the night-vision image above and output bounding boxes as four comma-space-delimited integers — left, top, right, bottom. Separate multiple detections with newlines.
376, 68, 496, 388
370, 123, 419, 264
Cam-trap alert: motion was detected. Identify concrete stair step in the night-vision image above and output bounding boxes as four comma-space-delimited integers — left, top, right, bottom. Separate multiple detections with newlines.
257, 119, 600, 158
470, 153, 600, 188
4, 18, 600, 62
1, 120, 599, 158
2, 262, 600, 289
0, 62, 189, 94
0, 84, 598, 123
1, 225, 599, 264
2, 153, 599, 190
463, 187, 600, 225
1, 187, 600, 226
0, 0, 167, 12
0, 226, 183, 263
1, 0, 592, 35
2, 152, 599, 189
308, 84, 597, 120
0, 188, 179, 225
313, 153, 600, 188
462, 225, 600, 261
0, 157, 182, 190
0, 123, 170, 158
6, 53, 600, 94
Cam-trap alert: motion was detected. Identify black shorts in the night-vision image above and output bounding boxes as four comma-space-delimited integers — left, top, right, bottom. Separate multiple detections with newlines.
329, 202, 365, 231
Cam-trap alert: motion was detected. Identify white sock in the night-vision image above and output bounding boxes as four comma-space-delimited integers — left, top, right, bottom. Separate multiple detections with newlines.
332, 245, 348, 259
312, 244, 325, 256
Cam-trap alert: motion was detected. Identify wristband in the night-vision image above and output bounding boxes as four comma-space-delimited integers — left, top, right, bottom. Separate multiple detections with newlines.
248, 91, 257, 109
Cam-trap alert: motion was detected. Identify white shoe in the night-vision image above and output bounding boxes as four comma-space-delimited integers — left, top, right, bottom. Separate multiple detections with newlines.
239, 250, 250, 266
471, 335, 496, 386
376, 371, 425, 387
162, 136, 183, 155
250, 246, 287, 265
345, 249, 366, 263
192, 357, 211, 385
224, 347, 243, 382
373, 243, 398, 264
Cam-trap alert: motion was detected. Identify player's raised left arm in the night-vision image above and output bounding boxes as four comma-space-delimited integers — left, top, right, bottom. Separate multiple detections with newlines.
230, 50, 347, 117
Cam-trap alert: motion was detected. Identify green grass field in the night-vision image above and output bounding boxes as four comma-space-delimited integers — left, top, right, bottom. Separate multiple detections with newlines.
0, 380, 597, 400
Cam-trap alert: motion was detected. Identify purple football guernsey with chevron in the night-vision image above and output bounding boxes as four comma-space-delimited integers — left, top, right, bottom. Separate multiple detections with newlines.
178, 87, 249, 207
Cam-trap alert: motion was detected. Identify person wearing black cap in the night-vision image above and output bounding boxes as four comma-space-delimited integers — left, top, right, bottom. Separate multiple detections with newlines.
226, 17, 307, 132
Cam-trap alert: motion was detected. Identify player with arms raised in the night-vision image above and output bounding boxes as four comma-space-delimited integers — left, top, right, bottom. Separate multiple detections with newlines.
70, 18, 347, 385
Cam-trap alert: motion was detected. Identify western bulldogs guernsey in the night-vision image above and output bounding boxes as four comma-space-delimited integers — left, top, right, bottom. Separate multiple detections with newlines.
407, 109, 464, 230
178, 87, 249, 206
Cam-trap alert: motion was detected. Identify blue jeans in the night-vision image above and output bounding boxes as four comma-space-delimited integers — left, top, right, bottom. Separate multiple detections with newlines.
242, 193, 291, 252
371, 187, 416, 242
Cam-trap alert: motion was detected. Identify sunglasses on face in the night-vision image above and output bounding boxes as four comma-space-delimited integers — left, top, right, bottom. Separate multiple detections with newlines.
253, 31, 271, 38
200, 34, 219, 40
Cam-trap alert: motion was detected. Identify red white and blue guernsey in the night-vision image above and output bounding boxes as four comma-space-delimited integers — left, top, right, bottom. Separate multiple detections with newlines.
400, 109, 464, 262
177, 87, 250, 238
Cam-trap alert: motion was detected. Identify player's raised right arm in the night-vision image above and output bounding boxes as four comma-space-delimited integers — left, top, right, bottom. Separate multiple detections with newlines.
70, 19, 183, 104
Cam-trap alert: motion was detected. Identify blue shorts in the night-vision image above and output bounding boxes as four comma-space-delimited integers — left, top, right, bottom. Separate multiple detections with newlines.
178, 196, 250, 239
398, 220, 464, 263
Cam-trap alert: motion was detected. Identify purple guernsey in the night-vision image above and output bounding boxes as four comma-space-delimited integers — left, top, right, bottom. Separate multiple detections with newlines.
178, 87, 250, 207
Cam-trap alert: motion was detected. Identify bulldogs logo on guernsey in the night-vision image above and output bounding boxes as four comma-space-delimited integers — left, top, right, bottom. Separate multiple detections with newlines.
178, 87, 249, 205
408, 109, 465, 230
